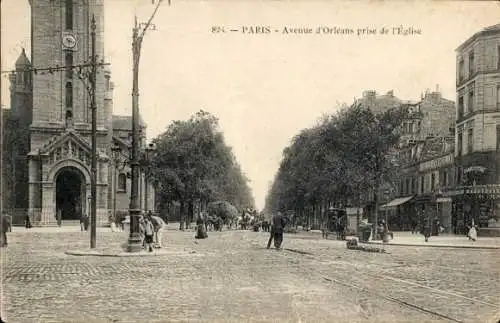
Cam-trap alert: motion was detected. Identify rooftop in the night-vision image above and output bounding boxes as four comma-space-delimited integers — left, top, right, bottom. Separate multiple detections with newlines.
456, 23, 500, 52
15, 48, 31, 67
112, 115, 146, 130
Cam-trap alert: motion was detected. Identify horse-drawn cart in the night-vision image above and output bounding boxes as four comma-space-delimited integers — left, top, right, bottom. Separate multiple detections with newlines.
322, 208, 347, 240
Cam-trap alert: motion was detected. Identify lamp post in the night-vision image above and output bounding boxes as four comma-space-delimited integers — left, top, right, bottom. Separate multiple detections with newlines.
127, 1, 163, 252
144, 143, 156, 212
111, 143, 124, 225
89, 15, 98, 249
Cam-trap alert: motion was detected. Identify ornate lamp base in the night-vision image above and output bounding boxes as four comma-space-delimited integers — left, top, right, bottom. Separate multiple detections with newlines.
127, 209, 143, 253
127, 234, 143, 253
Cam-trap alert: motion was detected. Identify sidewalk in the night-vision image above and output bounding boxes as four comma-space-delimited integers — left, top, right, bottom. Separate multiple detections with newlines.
10, 226, 116, 233
366, 231, 500, 249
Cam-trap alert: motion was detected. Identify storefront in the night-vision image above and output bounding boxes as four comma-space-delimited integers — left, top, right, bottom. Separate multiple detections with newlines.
446, 185, 500, 236
380, 195, 415, 231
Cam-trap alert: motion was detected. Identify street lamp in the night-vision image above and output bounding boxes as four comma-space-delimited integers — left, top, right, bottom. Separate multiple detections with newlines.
127, 0, 163, 252
143, 143, 156, 212
111, 143, 126, 226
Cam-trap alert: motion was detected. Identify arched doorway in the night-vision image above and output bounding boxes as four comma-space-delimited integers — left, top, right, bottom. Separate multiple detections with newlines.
55, 166, 86, 220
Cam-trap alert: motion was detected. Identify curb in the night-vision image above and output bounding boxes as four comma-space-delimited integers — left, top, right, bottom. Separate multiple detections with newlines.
365, 241, 500, 250
65, 248, 199, 257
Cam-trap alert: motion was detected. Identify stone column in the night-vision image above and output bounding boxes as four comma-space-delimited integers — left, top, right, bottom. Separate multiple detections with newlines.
28, 158, 38, 211
41, 182, 55, 225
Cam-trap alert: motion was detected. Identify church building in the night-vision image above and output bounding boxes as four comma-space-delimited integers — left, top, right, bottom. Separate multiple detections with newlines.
1, 0, 155, 226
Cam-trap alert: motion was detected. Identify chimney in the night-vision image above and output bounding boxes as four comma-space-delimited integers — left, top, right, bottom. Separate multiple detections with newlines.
436, 84, 440, 93
363, 90, 376, 99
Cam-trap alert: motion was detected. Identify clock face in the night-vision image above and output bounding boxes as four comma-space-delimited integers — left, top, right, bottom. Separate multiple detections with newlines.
62, 34, 77, 49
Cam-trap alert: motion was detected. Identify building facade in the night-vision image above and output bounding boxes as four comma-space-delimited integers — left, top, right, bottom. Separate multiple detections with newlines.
447, 23, 500, 235
1, 0, 154, 226
381, 136, 456, 232
355, 89, 456, 230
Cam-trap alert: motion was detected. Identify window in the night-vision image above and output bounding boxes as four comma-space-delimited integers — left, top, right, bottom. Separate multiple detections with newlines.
497, 85, 500, 109
406, 179, 410, 195
468, 51, 475, 75
457, 167, 462, 186
467, 128, 473, 153
24, 70, 30, 87
458, 59, 464, 82
458, 96, 464, 118
431, 173, 435, 191
420, 176, 424, 194
400, 181, 404, 195
468, 89, 474, 112
497, 45, 500, 70
65, 52, 73, 79
65, 0, 73, 30
65, 82, 73, 108
118, 173, 127, 191
457, 132, 463, 156
442, 171, 448, 188
65, 110, 73, 127
411, 178, 416, 194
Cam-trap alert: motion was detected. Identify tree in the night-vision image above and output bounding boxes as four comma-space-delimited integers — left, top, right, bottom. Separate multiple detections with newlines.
264, 102, 408, 234
148, 110, 254, 228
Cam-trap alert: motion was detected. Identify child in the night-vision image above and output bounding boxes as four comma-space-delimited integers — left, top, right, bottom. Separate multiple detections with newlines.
144, 217, 154, 252
467, 220, 478, 242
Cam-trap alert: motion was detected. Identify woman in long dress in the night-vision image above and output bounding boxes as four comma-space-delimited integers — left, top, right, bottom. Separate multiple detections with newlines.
195, 212, 208, 239
467, 219, 478, 241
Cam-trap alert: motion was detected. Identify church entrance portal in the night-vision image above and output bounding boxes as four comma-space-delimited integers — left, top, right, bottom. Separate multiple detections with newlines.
55, 167, 86, 221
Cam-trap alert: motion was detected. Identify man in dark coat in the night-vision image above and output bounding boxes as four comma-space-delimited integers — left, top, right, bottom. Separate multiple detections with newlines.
267, 211, 286, 249
1, 210, 12, 247
195, 212, 208, 239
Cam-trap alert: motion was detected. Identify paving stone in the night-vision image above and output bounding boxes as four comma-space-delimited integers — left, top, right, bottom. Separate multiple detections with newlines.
1, 230, 498, 322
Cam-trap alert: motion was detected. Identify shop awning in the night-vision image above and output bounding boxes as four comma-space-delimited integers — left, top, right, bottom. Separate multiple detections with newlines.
381, 196, 414, 208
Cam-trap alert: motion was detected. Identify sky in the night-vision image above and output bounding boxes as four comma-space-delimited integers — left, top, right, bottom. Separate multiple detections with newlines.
1, 0, 499, 210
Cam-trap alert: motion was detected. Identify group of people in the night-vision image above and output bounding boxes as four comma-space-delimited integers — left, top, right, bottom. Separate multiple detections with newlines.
138, 211, 166, 252
191, 209, 288, 250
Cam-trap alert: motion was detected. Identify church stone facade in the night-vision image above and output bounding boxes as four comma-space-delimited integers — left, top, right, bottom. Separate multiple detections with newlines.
1, 0, 154, 226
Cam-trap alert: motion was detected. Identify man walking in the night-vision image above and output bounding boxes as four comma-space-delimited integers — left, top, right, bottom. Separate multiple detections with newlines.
56, 209, 62, 227
267, 211, 286, 250
1, 210, 12, 247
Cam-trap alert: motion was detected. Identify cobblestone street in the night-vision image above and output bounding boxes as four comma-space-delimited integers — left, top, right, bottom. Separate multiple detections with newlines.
1, 226, 499, 323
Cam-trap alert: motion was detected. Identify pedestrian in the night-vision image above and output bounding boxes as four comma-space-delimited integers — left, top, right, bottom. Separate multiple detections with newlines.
139, 216, 146, 248
467, 219, 478, 242
195, 211, 208, 239
267, 211, 286, 250
150, 214, 166, 248
144, 217, 155, 252
83, 213, 89, 231
1, 210, 12, 247
25, 213, 32, 229
422, 216, 431, 242
56, 209, 62, 227
80, 212, 85, 231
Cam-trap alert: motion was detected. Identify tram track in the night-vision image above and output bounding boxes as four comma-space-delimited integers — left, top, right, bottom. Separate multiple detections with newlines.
281, 247, 499, 323
320, 274, 464, 323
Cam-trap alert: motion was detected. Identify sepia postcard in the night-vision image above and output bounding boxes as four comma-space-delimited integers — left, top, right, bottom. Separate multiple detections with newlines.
0, 0, 499, 322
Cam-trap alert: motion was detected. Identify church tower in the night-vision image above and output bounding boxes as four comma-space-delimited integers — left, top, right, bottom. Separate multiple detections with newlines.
27, 0, 111, 225
4, 49, 33, 213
